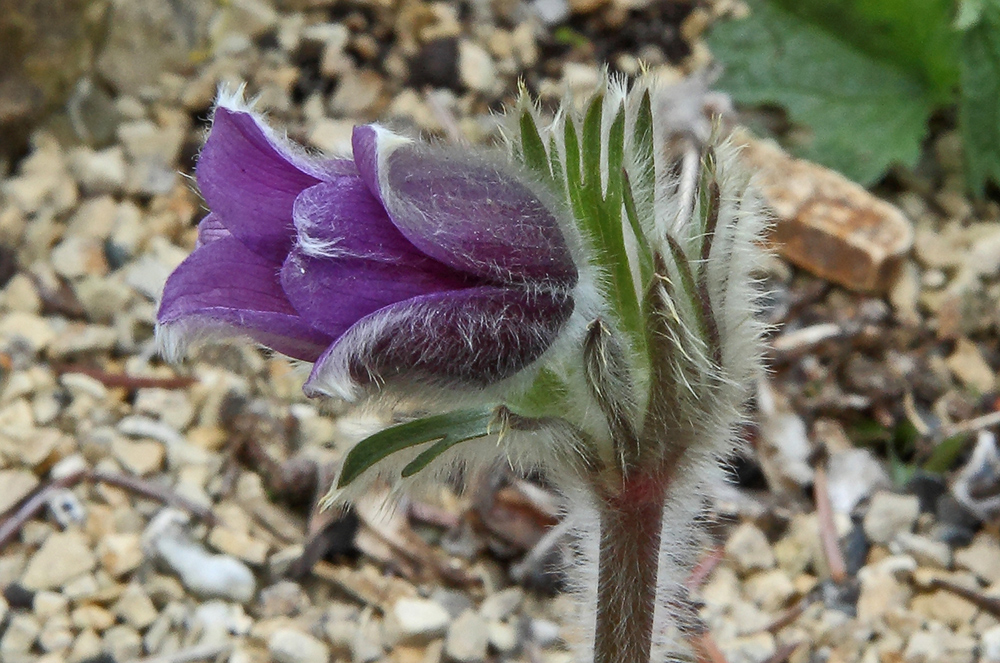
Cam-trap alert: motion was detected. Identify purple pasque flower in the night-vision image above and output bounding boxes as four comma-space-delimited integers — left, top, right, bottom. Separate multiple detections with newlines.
157, 95, 578, 401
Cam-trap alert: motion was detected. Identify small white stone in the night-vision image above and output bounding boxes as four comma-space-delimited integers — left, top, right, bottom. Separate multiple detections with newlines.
488, 621, 518, 654
445, 610, 489, 663
382, 597, 450, 646
892, 532, 952, 568
268, 628, 330, 663
0, 469, 39, 514
21, 530, 97, 591
143, 510, 256, 603
458, 40, 498, 94
68, 146, 127, 194
102, 624, 142, 660
982, 625, 1000, 662
725, 522, 775, 573
479, 587, 523, 622
863, 492, 920, 545
113, 583, 158, 630
0, 614, 40, 656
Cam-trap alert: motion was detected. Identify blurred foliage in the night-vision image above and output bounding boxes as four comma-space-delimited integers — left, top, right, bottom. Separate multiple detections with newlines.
958, 0, 1000, 194
708, 0, 1000, 194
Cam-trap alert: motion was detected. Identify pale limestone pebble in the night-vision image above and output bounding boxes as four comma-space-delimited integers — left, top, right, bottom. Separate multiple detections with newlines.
59, 372, 109, 402
111, 436, 165, 476
479, 586, 524, 622
445, 609, 490, 663
329, 69, 385, 118
904, 625, 976, 663
142, 605, 177, 655
773, 512, 850, 578
117, 119, 187, 195
825, 447, 892, 515
68, 628, 102, 663
97, 532, 143, 578
1, 273, 42, 313
2, 135, 78, 216
857, 568, 913, 626
62, 573, 100, 602
725, 522, 775, 574
700, 564, 741, 620
0, 311, 57, 353
210, 0, 278, 43
208, 526, 270, 566
21, 530, 97, 591
458, 40, 499, 94
955, 533, 1000, 585
308, 118, 355, 156
352, 614, 385, 663
744, 569, 796, 613
947, 338, 995, 393
71, 604, 116, 632
300, 23, 349, 78
107, 200, 147, 262
145, 573, 187, 605
717, 631, 775, 663
38, 614, 74, 653
103, 624, 143, 660
112, 582, 159, 630
0, 399, 34, 442
73, 275, 135, 324
258, 581, 310, 619
142, 510, 256, 603
488, 620, 518, 654
529, 619, 561, 648
268, 628, 331, 663
190, 600, 253, 644
47, 323, 117, 359
0, 614, 41, 659
32, 591, 69, 622
982, 624, 1000, 662
382, 597, 451, 646
18, 428, 69, 469
863, 492, 920, 545
0, 468, 39, 513
65, 195, 119, 241
891, 532, 952, 568
68, 146, 127, 194
387, 89, 444, 134
910, 587, 978, 629
52, 234, 110, 280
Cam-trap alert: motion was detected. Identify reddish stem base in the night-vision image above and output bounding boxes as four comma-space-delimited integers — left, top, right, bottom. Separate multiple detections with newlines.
593, 472, 667, 663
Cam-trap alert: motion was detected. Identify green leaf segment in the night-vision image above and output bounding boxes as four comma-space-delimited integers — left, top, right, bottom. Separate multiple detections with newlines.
338, 407, 497, 487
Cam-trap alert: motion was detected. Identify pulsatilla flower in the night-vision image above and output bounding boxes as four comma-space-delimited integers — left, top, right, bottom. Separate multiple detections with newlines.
160, 75, 768, 663
157, 91, 581, 403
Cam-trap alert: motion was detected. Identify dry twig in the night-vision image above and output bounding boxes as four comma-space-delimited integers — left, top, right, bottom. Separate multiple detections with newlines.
0, 470, 215, 551
813, 465, 847, 583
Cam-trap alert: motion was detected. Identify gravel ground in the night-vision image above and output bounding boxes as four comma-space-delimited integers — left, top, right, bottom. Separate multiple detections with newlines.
2, 1, 1000, 663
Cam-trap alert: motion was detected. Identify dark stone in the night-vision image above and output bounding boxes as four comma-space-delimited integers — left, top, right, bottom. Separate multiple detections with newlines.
935, 494, 980, 547
841, 521, 870, 576
408, 38, 461, 91
2, 583, 34, 609
906, 472, 947, 514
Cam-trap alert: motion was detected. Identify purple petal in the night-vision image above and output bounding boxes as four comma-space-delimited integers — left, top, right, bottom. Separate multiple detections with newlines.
352, 125, 578, 288
195, 213, 231, 248
303, 286, 574, 399
197, 106, 354, 262
283, 180, 476, 338
157, 236, 333, 361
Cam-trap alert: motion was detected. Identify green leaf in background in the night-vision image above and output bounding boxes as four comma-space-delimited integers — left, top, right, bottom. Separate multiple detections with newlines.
707, 0, 936, 184
958, 0, 1000, 195
338, 408, 496, 487
771, 0, 959, 102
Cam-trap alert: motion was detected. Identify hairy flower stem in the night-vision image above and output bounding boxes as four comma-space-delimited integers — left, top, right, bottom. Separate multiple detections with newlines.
593, 471, 667, 663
